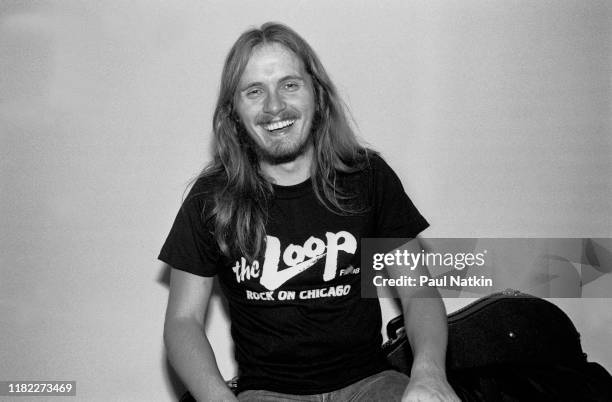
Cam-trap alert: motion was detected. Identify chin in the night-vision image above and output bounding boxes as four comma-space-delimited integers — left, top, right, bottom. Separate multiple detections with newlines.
259, 138, 312, 165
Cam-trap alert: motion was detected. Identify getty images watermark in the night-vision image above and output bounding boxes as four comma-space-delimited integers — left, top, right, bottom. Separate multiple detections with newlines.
371, 247, 490, 288
361, 238, 612, 298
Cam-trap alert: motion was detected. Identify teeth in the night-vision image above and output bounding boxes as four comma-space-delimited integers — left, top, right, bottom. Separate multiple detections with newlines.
263, 119, 295, 132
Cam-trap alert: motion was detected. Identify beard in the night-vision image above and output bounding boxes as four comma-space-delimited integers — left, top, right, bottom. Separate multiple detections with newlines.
256, 134, 313, 165
240, 124, 314, 165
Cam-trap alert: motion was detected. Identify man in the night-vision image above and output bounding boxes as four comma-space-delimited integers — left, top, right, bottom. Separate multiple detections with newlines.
160, 22, 459, 401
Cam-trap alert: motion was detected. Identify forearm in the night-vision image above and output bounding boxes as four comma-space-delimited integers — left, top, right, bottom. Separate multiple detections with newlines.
164, 318, 237, 402
402, 287, 448, 378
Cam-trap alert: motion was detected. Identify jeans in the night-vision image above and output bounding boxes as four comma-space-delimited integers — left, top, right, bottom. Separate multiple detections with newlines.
237, 370, 410, 402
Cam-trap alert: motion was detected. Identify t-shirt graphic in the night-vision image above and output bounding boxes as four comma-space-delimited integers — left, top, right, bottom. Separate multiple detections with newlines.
233, 231, 357, 294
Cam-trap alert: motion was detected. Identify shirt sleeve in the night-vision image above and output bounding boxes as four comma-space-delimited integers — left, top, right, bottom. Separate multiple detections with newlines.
158, 186, 221, 277
371, 155, 430, 238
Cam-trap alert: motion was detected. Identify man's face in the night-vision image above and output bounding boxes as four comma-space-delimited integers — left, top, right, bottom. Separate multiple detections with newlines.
235, 43, 315, 164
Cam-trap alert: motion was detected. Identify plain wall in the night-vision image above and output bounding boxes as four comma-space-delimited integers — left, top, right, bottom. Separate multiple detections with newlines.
1, 1, 610, 401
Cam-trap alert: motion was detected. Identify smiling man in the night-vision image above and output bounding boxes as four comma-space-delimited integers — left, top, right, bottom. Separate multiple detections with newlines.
159, 23, 459, 402
237, 42, 314, 167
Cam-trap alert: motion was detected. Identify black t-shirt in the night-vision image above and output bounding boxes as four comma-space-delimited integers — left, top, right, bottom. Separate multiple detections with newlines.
158, 155, 429, 394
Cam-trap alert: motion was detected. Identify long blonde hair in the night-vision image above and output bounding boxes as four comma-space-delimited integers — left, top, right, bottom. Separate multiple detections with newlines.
200, 22, 371, 261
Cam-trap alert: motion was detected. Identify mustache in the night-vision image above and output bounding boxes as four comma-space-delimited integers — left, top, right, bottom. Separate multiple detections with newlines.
256, 111, 300, 125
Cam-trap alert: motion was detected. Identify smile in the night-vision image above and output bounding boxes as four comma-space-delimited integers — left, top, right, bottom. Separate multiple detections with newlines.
262, 119, 296, 132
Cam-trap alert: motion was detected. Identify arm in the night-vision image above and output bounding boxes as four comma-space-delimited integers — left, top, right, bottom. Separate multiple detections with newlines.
385, 238, 460, 402
163, 268, 237, 402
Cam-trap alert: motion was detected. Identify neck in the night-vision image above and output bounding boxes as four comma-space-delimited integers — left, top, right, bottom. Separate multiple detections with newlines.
260, 145, 313, 186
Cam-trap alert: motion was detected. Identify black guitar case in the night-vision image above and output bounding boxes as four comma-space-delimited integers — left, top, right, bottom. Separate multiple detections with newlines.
383, 289, 612, 401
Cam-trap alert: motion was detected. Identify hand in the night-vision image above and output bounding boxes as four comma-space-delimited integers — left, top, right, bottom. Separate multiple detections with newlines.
401, 372, 461, 402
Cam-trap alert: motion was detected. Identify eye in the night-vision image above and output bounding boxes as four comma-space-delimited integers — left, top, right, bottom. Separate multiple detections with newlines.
245, 88, 263, 98
284, 81, 300, 91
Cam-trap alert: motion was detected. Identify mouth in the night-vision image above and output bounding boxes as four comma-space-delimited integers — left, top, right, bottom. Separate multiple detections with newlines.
261, 119, 296, 133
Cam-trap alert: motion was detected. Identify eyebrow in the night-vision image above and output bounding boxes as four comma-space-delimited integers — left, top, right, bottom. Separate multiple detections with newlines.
239, 75, 306, 91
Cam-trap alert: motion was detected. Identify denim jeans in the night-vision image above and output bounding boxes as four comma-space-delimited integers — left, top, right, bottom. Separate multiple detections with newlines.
237, 370, 410, 402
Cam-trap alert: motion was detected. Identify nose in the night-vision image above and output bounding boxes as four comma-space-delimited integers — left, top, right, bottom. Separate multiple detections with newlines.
263, 90, 286, 115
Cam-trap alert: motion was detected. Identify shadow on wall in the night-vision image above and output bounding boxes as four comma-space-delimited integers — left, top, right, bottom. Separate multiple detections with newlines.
157, 264, 232, 400
413, 238, 612, 299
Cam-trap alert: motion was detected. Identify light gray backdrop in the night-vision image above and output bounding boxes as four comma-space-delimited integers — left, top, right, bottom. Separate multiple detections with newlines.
1, 1, 610, 401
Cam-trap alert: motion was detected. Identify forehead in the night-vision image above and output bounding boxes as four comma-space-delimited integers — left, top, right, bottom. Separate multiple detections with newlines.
239, 43, 307, 86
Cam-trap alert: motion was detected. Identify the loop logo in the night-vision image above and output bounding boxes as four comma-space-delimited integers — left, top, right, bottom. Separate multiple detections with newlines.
232, 231, 357, 291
